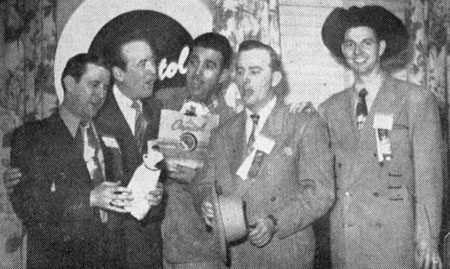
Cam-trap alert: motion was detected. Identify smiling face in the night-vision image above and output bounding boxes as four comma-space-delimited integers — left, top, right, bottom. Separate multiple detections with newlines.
113, 40, 157, 100
185, 46, 226, 103
341, 26, 386, 76
235, 48, 281, 112
63, 63, 110, 120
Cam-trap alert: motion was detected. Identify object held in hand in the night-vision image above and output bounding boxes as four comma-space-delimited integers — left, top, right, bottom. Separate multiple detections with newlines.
212, 193, 249, 261
127, 147, 163, 220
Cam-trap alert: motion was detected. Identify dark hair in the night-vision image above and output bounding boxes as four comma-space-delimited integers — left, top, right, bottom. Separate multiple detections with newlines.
238, 40, 282, 72
191, 32, 232, 69
237, 40, 288, 97
105, 31, 154, 71
61, 53, 108, 92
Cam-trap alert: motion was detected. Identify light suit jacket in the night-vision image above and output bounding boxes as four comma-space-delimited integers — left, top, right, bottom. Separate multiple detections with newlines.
319, 75, 443, 268
193, 100, 335, 268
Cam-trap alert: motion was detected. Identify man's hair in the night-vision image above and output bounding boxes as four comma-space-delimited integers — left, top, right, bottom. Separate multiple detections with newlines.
105, 31, 154, 71
61, 53, 108, 92
191, 32, 233, 69
237, 40, 288, 97
238, 40, 282, 72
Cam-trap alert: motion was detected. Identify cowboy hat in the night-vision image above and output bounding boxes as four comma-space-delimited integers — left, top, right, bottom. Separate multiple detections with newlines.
321, 5, 409, 61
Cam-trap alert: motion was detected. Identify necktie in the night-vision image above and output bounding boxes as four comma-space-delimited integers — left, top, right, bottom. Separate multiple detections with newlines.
356, 88, 368, 130
247, 114, 260, 153
131, 101, 148, 154
80, 122, 104, 186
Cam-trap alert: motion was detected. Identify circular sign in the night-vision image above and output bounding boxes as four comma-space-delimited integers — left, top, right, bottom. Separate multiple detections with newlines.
179, 132, 198, 152
89, 10, 192, 91
54, 0, 213, 103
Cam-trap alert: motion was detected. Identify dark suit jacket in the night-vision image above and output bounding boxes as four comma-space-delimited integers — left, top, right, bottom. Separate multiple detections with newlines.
95, 88, 165, 268
193, 100, 335, 268
319, 75, 443, 268
10, 112, 120, 268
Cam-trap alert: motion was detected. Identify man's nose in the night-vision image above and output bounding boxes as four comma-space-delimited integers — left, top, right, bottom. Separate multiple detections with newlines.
145, 61, 156, 74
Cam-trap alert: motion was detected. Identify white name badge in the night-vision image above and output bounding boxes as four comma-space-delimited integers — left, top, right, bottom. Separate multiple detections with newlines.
102, 135, 119, 148
253, 135, 275, 154
236, 135, 275, 180
373, 113, 394, 130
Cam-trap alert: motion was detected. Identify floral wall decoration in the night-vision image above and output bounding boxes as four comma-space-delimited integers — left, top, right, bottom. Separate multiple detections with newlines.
212, 0, 281, 53
0, 0, 57, 267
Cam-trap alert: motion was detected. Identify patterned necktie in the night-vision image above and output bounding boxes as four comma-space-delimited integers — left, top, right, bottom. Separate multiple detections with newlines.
131, 100, 148, 154
79, 122, 104, 186
356, 88, 368, 130
247, 114, 260, 153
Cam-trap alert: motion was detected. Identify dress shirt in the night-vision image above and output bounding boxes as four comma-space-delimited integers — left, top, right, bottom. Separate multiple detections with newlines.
113, 84, 141, 135
245, 97, 277, 142
59, 105, 105, 178
353, 75, 384, 113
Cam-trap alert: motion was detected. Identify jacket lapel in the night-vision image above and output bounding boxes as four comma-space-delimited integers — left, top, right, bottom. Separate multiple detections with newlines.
229, 111, 247, 174
350, 76, 404, 187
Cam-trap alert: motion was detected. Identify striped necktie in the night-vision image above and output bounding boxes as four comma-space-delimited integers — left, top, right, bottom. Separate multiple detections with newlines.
79, 122, 104, 186
247, 114, 260, 154
131, 100, 148, 154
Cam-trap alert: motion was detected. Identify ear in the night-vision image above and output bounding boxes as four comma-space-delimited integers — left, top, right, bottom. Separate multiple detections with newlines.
271, 71, 282, 87
63, 75, 76, 93
378, 40, 387, 57
112, 66, 124, 82
218, 68, 230, 84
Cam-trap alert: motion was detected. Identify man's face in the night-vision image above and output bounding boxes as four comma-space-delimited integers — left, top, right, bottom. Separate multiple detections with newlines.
117, 40, 157, 100
64, 63, 110, 120
341, 26, 386, 76
235, 48, 279, 110
185, 46, 226, 102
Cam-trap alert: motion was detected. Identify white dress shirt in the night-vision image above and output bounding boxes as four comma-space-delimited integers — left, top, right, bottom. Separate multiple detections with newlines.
245, 97, 277, 142
113, 85, 141, 135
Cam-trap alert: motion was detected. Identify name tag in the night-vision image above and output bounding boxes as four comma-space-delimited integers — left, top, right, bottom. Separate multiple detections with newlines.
102, 136, 119, 148
373, 113, 394, 163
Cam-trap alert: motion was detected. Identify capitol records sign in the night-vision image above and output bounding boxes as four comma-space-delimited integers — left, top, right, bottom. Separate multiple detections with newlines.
158, 109, 219, 169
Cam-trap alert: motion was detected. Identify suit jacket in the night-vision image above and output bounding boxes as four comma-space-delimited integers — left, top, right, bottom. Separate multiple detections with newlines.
155, 86, 237, 264
94, 88, 165, 268
319, 75, 443, 268
192, 100, 335, 268
10, 112, 120, 268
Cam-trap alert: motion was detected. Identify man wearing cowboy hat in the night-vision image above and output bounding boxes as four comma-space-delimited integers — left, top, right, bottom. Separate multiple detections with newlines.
319, 5, 443, 268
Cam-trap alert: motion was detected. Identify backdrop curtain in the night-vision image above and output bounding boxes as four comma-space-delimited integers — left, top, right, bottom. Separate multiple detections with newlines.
406, 0, 450, 255
0, 0, 57, 268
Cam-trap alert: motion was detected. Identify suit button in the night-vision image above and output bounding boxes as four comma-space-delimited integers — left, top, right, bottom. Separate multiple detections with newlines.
337, 163, 342, 168
345, 192, 351, 197
270, 196, 276, 202
373, 192, 379, 197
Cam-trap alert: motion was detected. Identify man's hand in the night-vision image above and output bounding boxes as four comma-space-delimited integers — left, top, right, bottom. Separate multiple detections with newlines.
201, 198, 214, 227
416, 238, 442, 269
169, 165, 196, 184
3, 167, 22, 195
145, 182, 163, 207
288, 101, 312, 114
90, 181, 133, 213
248, 217, 276, 247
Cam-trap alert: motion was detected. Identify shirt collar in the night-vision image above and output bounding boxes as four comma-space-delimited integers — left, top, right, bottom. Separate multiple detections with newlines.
246, 96, 277, 126
59, 105, 82, 138
113, 84, 134, 109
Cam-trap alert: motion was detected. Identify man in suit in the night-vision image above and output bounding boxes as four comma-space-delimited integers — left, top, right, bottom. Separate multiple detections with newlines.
9, 53, 135, 268
155, 32, 235, 268
94, 33, 165, 268
198, 40, 335, 268
319, 5, 443, 268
